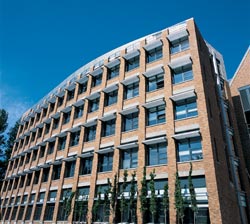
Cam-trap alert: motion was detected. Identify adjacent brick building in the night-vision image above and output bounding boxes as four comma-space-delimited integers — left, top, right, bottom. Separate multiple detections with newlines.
229, 47, 250, 174
1, 18, 250, 224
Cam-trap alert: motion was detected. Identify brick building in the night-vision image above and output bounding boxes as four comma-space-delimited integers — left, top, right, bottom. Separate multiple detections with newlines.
1, 18, 250, 224
229, 47, 250, 174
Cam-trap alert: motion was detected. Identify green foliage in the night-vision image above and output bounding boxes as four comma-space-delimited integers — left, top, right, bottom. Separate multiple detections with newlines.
149, 170, 157, 223
140, 166, 148, 222
5, 121, 19, 160
0, 109, 8, 155
0, 109, 11, 181
129, 171, 137, 223
92, 192, 102, 222
162, 182, 169, 224
120, 169, 128, 222
104, 178, 111, 220
74, 190, 88, 222
110, 174, 118, 223
63, 190, 76, 220
174, 171, 185, 224
0, 110, 19, 182
188, 163, 198, 222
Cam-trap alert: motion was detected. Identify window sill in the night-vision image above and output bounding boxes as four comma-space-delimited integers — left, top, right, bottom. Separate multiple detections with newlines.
101, 134, 115, 139
146, 57, 163, 65
177, 159, 203, 164
146, 87, 164, 94
64, 176, 74, 179
79, 173, 91, 177
84, 139, 96, 143
125, 67, 139, 73
146, 164, 167, 168
170, 47, 190, 56
124, 95, 139, 101
98, 170, 112, 174
175, 115, 198, 122
172, 78, 193, 86
122, 128, 138, 134
119, 167, 137, 171
104, 102, 117, 107
146, 122, 166, 127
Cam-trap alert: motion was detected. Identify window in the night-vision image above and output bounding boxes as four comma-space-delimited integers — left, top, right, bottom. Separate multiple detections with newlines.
177, 137, 203, 162
45, 204, 55, 220
98, 152, 113, 172
120, 147, 138, 169
36, 113, 41, 122
26, 173, 32, 186
146, 73, 164, 92
146, 46, 162, 63
88, 97, 100, 112
30, 117, 34, 126
38, 192, 45, 203
67, 89, 75, 101
78, 82, 87, 94
25, 205, 33, 220
170, 36, 189, 54
172, 64, 193, 84
107, 64, 120, 80
146, 142, 167, 166
239, 86, 250, 130
42, 167, 50, 182
22, 195, 28, 204
4, 208, 11, 220
62, 111, 71, 124
74, 105, 84, 119
37, 127, 43, 138
30, 194, 36, 203
19, 177, 24, 188
125, 56, 140, 72
44, 123, 50, 134
52, 164, 61, 180
105, 89, 118, 106
65, 161, 76, 178
91, 73, 102, 87
80, 156, 93, 175
53, 118, 59, 129
77, 186, 90, 199
49, 103, 55, 113
13, 178, 18, 189
30, 132, 35, 142
147, 105, 165, 126
124, 81, 139, 99
58, 136, 67, 151
25, 153, 31, 164
39, 145, 45, 158
48, 141, 55, 154
58, 96, 64, 107
16, 196, 21, 205
33, 171, 40, 184
11, 207, 18, 220
49, 191, 57, 201
18, 206, 25, 220
70, 130, 80, 147
34, 204, 43, 220
174, 97, 198, 120
32, 150, 38, 161
19, 156, 24, 166
84, 125, 96, 142
102, 119, 116, 137
122, 112, 138, 132
42, 108, 48, 118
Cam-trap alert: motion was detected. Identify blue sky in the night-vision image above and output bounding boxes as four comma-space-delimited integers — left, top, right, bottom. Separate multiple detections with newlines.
0, 0, 250, 129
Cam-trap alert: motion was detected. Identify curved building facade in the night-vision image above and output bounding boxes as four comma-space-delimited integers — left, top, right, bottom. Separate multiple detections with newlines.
1, 18, 250, 224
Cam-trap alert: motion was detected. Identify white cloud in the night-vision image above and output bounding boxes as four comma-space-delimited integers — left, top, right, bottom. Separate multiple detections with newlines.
0, 85, 34, 132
